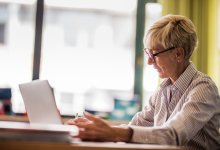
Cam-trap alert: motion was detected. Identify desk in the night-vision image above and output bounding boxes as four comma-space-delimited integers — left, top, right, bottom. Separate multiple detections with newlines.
0, 116, 186, 150
0, 140, 186, 150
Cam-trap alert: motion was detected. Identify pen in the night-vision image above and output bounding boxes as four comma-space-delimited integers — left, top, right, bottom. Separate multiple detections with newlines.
75, 113, 79, 119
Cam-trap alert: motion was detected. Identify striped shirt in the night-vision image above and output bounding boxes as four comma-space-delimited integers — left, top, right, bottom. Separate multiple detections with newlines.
129, 63, 220, 150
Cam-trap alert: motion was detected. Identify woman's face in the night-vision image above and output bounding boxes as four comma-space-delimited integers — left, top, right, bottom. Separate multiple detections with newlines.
145, 40, 179, 81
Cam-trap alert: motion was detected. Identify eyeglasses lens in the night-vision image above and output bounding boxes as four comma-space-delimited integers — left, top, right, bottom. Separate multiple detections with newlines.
144, 49, 155, 62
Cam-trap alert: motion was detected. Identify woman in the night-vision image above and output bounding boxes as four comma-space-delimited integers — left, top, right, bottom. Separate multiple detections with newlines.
68, 15, 220, 150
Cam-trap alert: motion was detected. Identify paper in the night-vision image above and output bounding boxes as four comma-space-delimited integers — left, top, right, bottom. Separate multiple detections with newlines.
0, 121, 78, 142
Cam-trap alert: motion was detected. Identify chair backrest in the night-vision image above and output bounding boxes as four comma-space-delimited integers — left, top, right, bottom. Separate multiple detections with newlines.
0, 88, 12, 115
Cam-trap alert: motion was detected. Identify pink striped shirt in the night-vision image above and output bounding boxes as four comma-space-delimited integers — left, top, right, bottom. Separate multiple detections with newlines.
129, 63, 220, 150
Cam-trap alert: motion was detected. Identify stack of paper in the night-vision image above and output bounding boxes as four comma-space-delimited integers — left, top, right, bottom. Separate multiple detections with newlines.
0, 121, 78, 142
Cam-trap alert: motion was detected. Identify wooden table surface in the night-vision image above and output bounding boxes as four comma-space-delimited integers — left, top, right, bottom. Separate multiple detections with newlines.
0, 115, 187, 150
0, 140, 186, 150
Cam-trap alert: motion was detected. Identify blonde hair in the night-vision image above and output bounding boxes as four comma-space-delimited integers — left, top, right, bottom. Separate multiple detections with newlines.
144, 14, 198, 60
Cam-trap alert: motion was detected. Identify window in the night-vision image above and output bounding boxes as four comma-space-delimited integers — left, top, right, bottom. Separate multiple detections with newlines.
142, 3, 162, 108
0, 0, 36, 113
0, 24, 5, 44
41, 0, 137, 116
0, 4, 7, 44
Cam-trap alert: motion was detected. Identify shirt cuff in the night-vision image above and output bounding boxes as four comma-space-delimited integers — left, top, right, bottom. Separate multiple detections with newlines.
129, 125, 148, 143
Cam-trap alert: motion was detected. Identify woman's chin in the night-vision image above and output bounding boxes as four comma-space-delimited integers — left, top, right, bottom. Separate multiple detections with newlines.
156, 69, 167, 78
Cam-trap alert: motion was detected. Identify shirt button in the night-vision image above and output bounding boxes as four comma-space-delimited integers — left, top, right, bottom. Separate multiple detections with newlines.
171, 87, 176, 91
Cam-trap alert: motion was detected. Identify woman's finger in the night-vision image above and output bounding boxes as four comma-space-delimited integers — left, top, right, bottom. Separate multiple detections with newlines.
83, 112, 107, 125
67, 117, 90, 125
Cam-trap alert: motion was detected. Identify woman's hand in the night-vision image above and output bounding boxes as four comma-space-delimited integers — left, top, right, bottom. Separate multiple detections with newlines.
68, 112, 133, 142
67, 116, 91, 125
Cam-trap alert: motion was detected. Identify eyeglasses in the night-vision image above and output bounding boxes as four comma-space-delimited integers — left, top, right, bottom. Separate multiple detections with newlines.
144, 47, 175, 62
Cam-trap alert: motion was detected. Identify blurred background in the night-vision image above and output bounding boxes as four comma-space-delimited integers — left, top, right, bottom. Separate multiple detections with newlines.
0, 0, 219, 120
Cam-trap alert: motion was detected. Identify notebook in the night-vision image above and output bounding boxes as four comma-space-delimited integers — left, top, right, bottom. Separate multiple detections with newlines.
19, 80, 63, 125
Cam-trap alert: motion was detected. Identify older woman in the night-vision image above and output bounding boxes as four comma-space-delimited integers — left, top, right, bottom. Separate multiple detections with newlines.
68, 15, 220, 150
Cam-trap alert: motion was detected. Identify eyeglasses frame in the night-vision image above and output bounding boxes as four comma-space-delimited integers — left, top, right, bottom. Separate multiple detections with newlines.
144, 47, 176, 62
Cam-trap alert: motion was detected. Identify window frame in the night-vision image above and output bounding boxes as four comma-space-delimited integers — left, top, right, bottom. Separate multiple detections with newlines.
32, 0, 157, 112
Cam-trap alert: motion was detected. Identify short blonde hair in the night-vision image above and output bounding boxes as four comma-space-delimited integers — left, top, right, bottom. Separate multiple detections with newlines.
144, 14, 198, 60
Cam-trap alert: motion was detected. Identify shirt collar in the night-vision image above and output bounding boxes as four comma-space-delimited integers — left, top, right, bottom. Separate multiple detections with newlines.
160, 62, 197, 94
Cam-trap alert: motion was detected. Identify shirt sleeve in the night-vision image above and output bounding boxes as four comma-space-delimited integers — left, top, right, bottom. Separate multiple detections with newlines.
129, 79, 220, 145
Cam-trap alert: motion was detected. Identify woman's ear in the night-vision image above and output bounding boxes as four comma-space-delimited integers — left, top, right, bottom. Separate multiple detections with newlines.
175, 47, 185, 62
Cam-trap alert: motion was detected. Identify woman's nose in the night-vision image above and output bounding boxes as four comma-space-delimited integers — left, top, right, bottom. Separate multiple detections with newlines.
147, 57, 154, 65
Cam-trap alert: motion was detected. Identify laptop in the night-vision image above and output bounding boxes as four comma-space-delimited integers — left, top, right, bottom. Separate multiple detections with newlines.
19, 80, 63, 125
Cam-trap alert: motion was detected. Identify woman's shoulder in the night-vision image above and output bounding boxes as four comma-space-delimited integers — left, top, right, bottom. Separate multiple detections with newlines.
190, 71, 219, 93
193, 71, 216, 84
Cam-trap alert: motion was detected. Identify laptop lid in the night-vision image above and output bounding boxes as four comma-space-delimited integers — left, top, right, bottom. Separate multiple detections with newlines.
19, 80, 62, 125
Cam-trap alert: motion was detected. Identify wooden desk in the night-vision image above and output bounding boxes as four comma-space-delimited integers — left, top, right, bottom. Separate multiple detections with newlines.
0, 116, 186, 150
0, 115, 29, 122
0, 140, 186, 150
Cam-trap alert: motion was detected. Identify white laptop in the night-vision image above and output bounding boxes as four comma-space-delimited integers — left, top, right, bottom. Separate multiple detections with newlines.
19, 80, 63, 125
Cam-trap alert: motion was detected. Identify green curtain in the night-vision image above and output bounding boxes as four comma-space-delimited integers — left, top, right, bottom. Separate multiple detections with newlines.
160, 0, 220, 89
